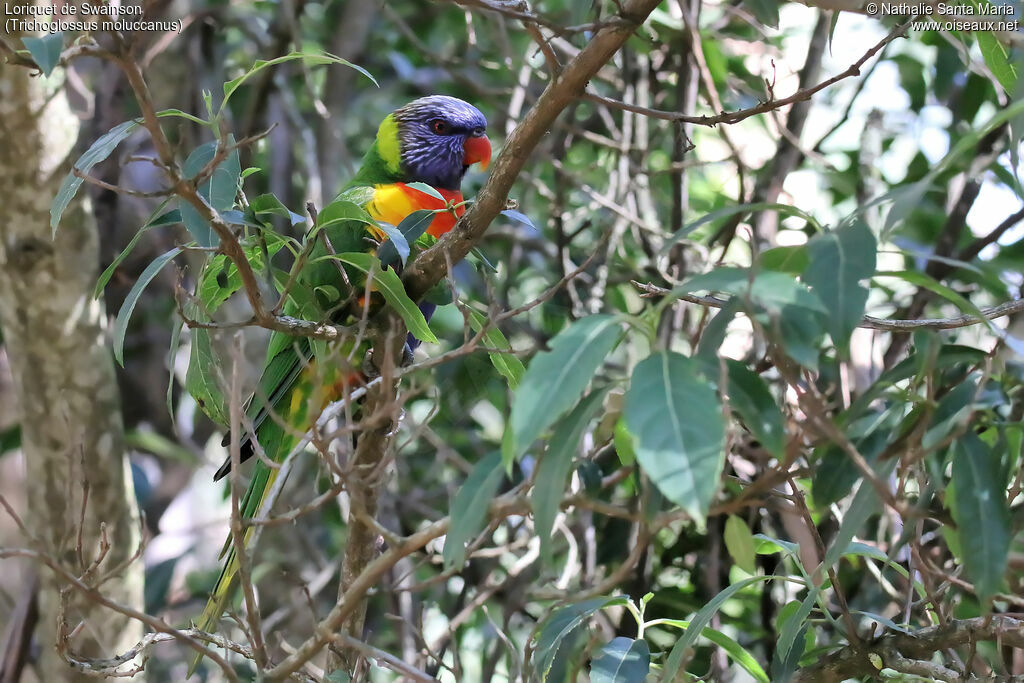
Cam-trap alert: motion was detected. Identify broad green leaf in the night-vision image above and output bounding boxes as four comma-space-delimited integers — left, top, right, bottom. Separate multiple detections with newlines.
533, 596, 626, 682
221, 51, 376, 113
52, 119, 142, 233
977, 31, 1018, 96
185, 326, 228, 426
723, 360, 786, 460
373, 223, 410, 267
803, 221, 876, 354
467, 309, 525, 389
22, 32, 63, 77
663, 575, 779, 678
316, 198, 376, 232
624, 351, 725, 522
759, 245, 809, 275
676, 268, 826, 315
404, 181, 445, 201
196, 233, 288, 312
378, 209, 434, 268
506, 316, 621, 463
334, 252, 438, 343
724, 515, 757, 574
250, 193, 306, 225
112, 248, 182, 366
950, 433, 1010, 602
442, 452, 505, 570
533, 388, 609, 565
95, 206, 181, 298
744, 0, 779, 28
768, 305, 823, 370
590, 637, 650, 683
178, 139, 241, 247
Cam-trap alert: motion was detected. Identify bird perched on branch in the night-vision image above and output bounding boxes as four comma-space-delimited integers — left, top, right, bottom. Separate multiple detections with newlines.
189, 95, 490, 674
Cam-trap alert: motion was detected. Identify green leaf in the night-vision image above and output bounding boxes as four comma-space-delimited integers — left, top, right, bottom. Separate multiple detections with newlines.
723, 360, 786, 460
221, 51, 376, 113
977, 31, 1018, 95
590, 637, 650, 683
775, 589, 817, 673
653, 620, 769, 683
501, 209, 539, 231
533, 597, 625, 682
186, 327, 228, 426
377, 209, 434, 268
52, 119, 142, 233
250, 193, 306, 225
467, 309, 525, 389
533, 388, 609, 565
613, 417, 636, 466
744, 0, 779, 28
316, 198, 376, 231
803, 221, 876, 354
663, 575, 778, 678
759, 245, 809, 275
95, 207, 181, 298
333, 252, 438, 343
950, 433, 1010, 602
724, 515, 757, 574
178, 139, 241, 247
506, 316, 621, 464
22, 32, 63, 77
624, 351, 725, 522
822, 459, 897, 570
442, 452, 505, 570
112, 248, 182, 366
404, 181, 445, 201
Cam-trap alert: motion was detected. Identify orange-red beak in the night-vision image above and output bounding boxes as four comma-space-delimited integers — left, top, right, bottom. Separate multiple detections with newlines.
464, 134, 491, 171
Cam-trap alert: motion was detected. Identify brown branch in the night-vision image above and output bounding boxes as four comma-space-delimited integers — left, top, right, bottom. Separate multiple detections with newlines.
793, 616, 1024, 683
580, 17, 912, 127
632, 280, 1024, 331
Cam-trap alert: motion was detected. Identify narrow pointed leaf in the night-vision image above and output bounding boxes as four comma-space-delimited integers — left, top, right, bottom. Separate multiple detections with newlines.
112, 248, 182, 366
334, 252, 437, 343
467, 309, 524, 389
442, 452, 504, 570
533, 388, 609, 564
950, 433, 1010, 601
507, 316, 621, 463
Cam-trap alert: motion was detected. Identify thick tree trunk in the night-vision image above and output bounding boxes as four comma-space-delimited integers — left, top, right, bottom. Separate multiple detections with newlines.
0, 9, 145, 680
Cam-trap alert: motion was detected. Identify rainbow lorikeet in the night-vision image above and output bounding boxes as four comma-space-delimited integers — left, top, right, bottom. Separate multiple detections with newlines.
189, 95, 490, 668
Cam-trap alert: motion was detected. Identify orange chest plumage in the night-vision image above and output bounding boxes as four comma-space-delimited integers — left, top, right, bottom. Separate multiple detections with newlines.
365, 183, 465, 238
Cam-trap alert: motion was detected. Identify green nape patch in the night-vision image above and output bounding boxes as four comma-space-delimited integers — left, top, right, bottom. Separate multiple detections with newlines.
376, 114, 402, 174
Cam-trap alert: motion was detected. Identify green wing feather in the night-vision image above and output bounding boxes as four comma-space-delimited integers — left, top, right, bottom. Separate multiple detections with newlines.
189, 184, 380, 676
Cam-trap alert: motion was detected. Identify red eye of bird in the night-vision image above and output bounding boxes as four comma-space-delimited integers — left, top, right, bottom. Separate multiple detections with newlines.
432, 119, 450, 135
